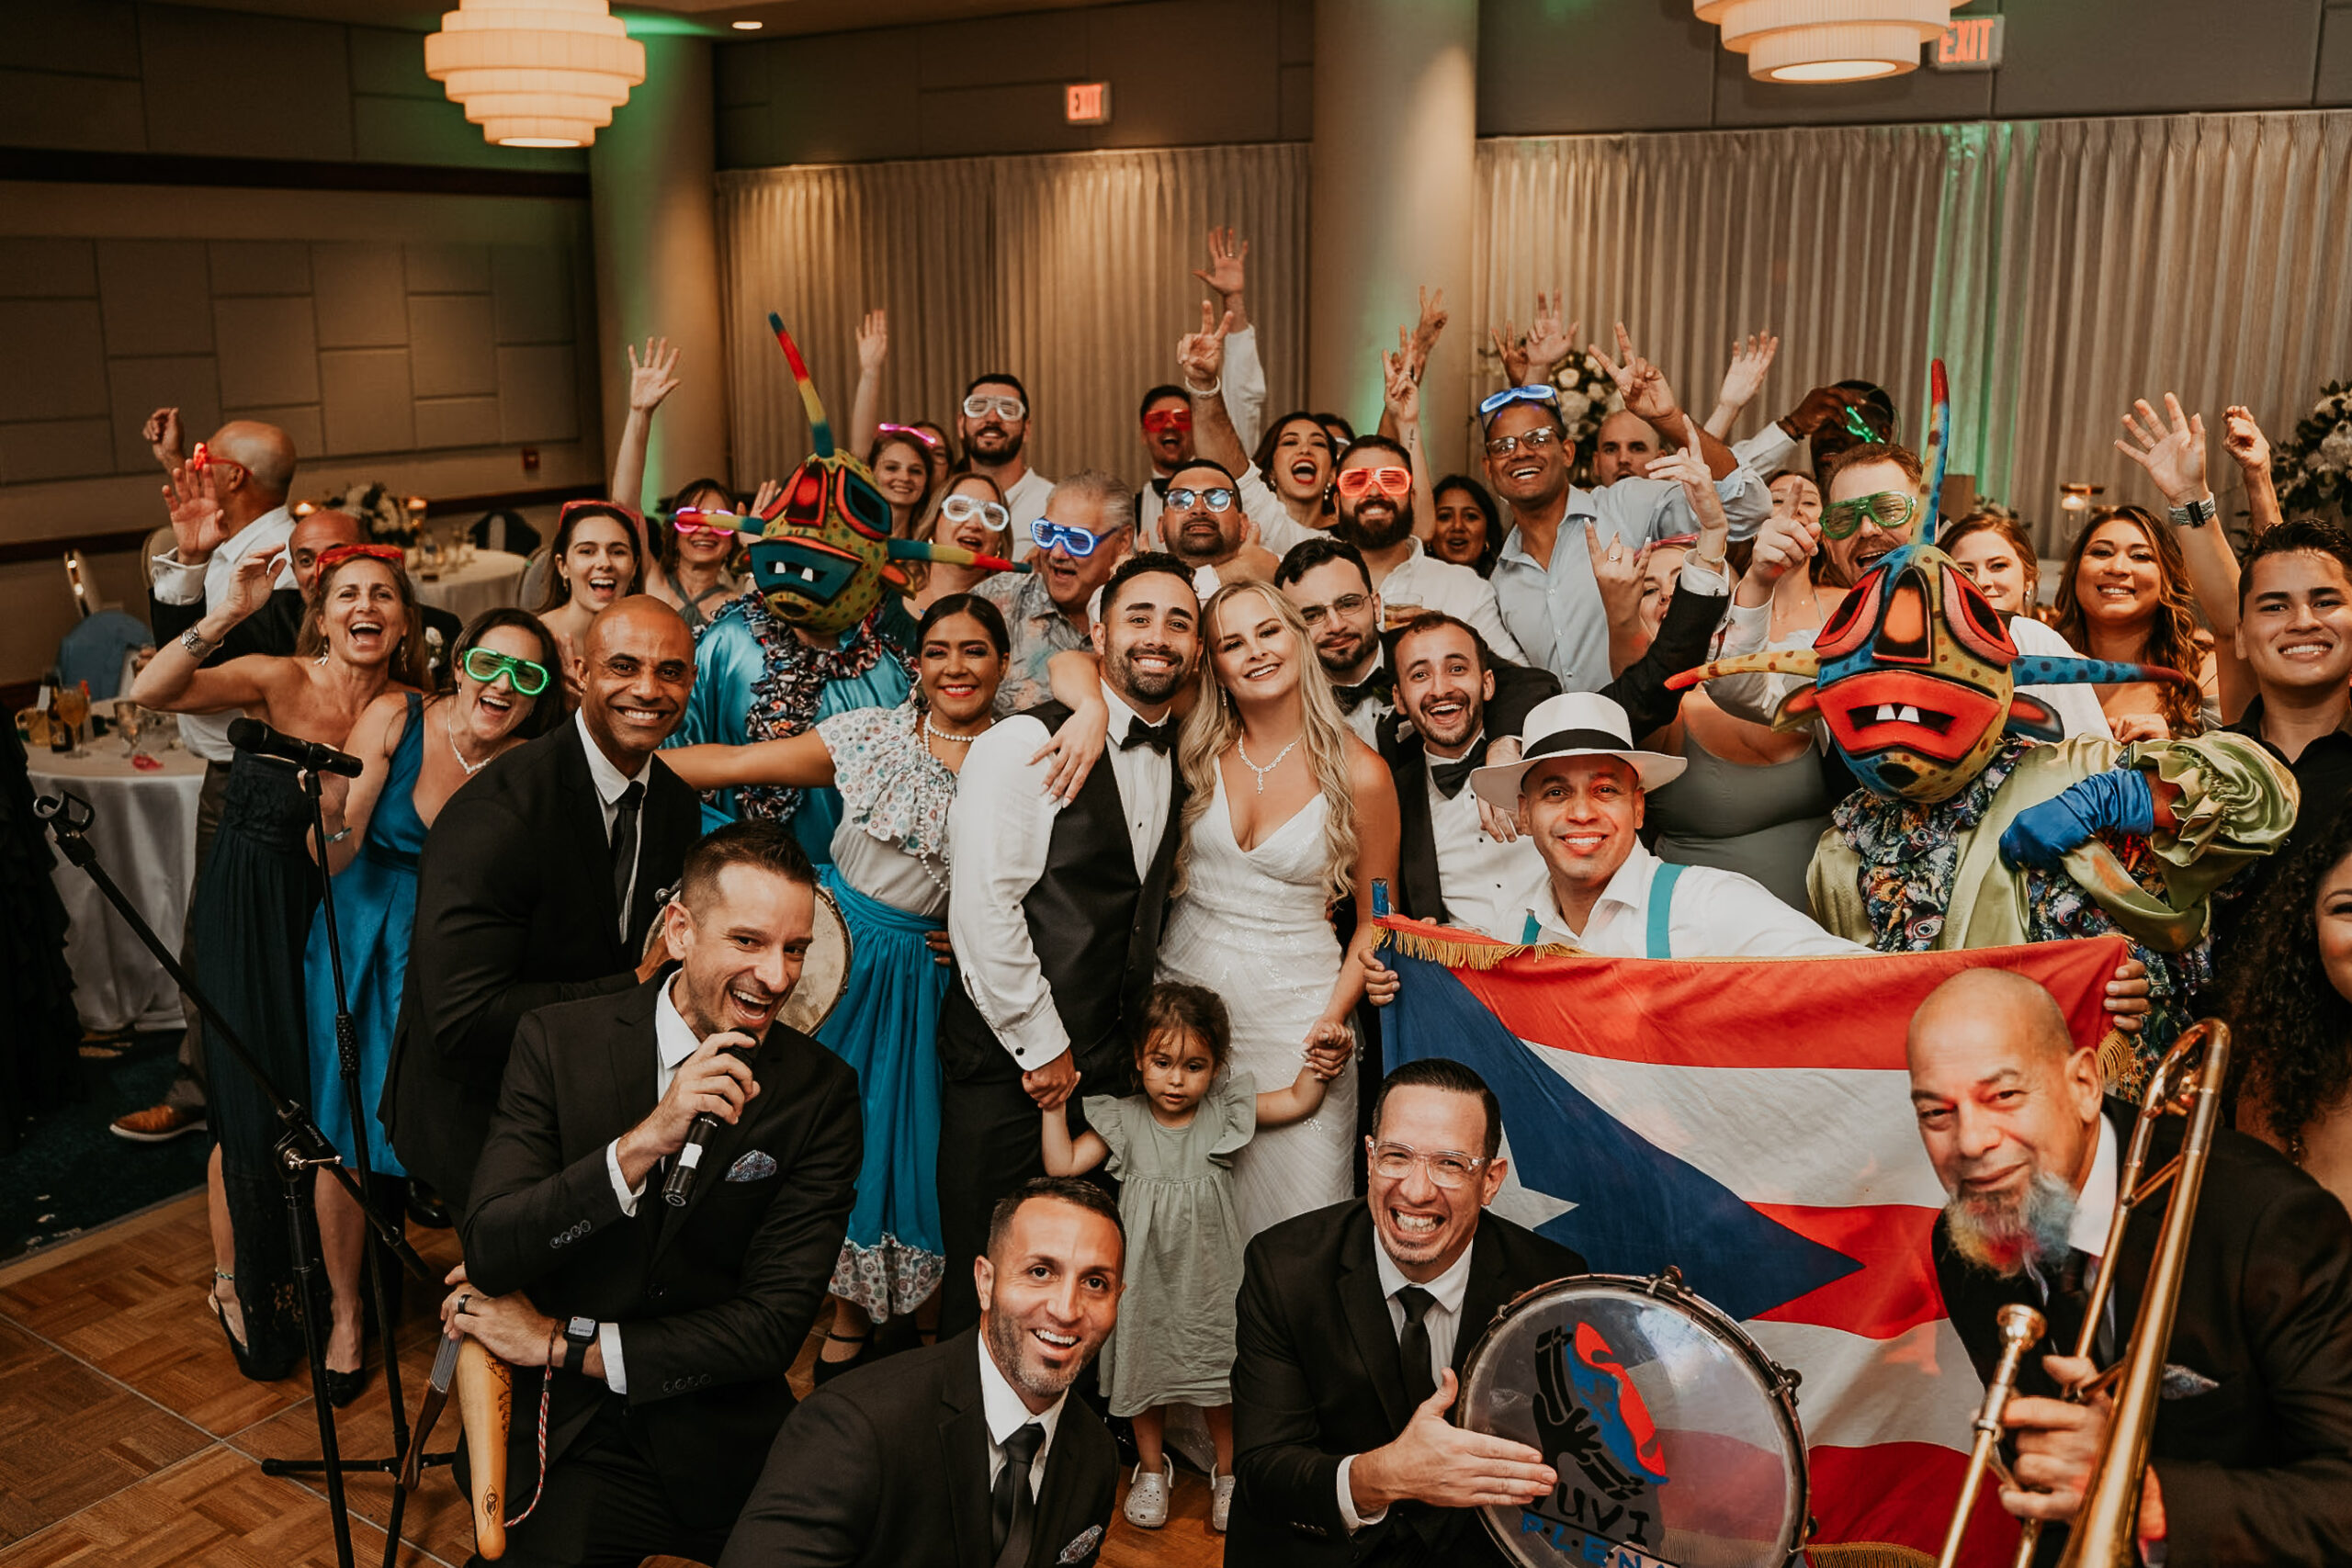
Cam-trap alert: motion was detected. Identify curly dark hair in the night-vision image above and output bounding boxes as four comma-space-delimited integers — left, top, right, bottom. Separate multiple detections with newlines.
2052, 505, 2210, 736
2220, 807, 2352, 1153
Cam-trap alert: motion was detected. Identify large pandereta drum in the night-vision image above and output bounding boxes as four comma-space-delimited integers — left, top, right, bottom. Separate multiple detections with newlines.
778, 880, 852, 1035
1459, 1268, 1809, 1568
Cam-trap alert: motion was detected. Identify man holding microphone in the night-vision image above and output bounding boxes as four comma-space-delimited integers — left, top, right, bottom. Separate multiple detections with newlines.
438, 821, 862, 1568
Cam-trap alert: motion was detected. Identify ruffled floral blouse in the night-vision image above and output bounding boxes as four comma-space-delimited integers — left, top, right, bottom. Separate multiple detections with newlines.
815, 700, 958, 916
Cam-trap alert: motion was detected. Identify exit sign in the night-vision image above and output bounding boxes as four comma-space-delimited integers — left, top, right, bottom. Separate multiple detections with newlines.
1928, 14, 2003, 71
1065, 81, 1112, 124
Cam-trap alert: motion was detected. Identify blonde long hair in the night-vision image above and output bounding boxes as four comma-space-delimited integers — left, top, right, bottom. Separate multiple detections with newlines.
1177, 581, 1360, 902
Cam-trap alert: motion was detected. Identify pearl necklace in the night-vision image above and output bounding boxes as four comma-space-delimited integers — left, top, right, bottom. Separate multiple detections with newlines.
446, 705, 490, 777
923, 714, 989, 746
1235, 734, 1299, 793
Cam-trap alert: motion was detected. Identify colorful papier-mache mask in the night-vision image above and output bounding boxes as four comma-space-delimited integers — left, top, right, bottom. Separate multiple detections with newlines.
718, 314, 1024, 638
1669, 360, 2197, 805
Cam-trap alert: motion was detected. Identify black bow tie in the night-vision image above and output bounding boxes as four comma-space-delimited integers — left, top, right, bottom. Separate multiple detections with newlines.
1430, 753, 1480, 799
1334, 669, 1394, 715
1119, 717, 1178, 754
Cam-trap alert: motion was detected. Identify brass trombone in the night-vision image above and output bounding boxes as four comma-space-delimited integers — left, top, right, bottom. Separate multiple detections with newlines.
1931, 1019, 2231, 1568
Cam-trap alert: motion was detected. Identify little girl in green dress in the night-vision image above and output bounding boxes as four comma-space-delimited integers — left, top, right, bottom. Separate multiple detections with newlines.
1041, 982, 1348, 1533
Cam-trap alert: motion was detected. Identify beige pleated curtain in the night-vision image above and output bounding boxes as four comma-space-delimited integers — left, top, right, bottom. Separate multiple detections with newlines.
718, 111, 2352, 552
716, 144, 1310, 491
1473, 110, 2352, 549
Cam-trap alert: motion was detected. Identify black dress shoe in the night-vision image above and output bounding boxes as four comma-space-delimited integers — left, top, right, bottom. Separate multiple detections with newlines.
322, 1364, 368, 1408
812, 1334, 874, 1385
405, 1182, 452, 1230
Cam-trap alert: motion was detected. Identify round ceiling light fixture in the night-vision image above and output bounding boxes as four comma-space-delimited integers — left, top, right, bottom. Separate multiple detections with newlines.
424, 0, 646, 149
1693, 0, 1956, 84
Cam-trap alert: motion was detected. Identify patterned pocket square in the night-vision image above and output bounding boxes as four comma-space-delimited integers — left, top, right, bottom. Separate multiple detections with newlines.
2160, 1362, 2220, 1399
1056, 1525, 1102, 1564
724, 1150, 777, 1183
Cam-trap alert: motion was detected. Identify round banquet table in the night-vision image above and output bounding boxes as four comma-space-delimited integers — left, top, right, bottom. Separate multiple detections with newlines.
26, 745, 207, 1033
411, 548, 528, 624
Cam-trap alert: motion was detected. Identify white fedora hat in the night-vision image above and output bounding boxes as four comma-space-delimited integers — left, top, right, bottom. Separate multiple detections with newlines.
1468, 691, 1688, 811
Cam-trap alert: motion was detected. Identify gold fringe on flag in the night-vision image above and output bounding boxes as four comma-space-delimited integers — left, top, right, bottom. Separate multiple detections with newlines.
1374, 913, 1583, 968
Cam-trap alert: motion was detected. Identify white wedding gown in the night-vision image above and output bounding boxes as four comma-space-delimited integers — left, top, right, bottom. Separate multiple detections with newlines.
1157, 771, 1358, 1240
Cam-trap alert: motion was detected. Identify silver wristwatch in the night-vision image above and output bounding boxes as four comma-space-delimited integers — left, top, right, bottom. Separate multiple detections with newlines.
2167, 494, 2217, 528
180, 625, 217, 660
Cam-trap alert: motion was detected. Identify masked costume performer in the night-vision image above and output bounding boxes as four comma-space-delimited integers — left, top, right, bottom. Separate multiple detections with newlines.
671, 319, 1022, 867
1676, 364, 2297, 1084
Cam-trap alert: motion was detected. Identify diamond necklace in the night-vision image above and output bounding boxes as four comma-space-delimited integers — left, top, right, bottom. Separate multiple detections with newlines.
1235, 734, 1299, 793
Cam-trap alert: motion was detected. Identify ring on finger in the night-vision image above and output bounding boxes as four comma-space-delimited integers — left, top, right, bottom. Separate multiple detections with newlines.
458, 1292, 473, 1314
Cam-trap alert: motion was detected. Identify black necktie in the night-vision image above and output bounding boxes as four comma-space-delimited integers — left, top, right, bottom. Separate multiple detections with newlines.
1118, 717, 1177, 753
610, 779, 643, 934
1396, 1286, 1438, 1412
1335, 669, 1394, 715
990, 1420, 1045, 1568
2045, 1247, 2109, 1363
1430, 753, 1480, 799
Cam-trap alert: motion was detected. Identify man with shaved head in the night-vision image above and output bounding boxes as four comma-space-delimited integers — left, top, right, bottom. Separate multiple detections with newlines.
388, 597, 705, 1213
1910, 967, 2352, 1563
114, 413, 305, 1145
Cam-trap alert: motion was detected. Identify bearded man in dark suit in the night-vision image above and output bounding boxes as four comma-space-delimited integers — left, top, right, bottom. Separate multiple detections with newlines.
1911, 968, 2352, 1566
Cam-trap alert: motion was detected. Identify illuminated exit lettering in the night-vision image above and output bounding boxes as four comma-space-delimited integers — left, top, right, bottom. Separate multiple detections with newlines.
1930, 15, 2003, 71
1064, 81, 1112, 124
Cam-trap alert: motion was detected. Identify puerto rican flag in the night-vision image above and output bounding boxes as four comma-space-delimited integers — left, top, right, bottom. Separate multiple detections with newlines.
1375, 918, 2131, 1566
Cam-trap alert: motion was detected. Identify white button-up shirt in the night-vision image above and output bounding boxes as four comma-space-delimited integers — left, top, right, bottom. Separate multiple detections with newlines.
947, 682, 1173, 1071
1491, 466, 1767, 694
1335, 1236, 1479, 1532
149, 504, 296, 761
1373, 538, 1525, 664
978, 1331, 1068, 1501
575, 709, 657, 942
1002, 468, 1058, 556
594, 974, 707, 1393
1426, 750, 1552, 938
1518, 838, 1860, 958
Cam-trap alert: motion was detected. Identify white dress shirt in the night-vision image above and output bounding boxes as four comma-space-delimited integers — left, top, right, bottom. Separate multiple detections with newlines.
1491, 466, 1768, 694
978, 1331, 1068, 1501
1003, 468, 1060, 558
592, 974, 706, 1393
1372, 539, 1526, 663
1425, 750, 1552, 938
1729, 421, 1801, 480
575, 709, 658, 942
1518, 838, 1861, 958
947, 681, 1174, 1071
2026, 1111, 2120, 1356
149, 503, 296, 762
1333, 646, 1391, 748
1334, 1237, 1480, 1531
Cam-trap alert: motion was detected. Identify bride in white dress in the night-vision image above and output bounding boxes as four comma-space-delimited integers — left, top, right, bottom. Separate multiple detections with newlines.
1158, 581, 1400, 1238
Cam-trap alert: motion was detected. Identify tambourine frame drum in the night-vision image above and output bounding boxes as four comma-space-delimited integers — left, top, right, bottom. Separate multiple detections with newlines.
1458, 1268, 1808, 1568
778, 881, 853, 1036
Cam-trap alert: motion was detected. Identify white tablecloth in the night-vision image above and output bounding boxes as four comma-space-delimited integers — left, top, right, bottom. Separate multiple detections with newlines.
28, 746, 207, 1033
412, 549, 529, 624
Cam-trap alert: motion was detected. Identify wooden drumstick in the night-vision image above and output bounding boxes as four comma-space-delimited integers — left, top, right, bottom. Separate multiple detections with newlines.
455, 1337, 514, 1561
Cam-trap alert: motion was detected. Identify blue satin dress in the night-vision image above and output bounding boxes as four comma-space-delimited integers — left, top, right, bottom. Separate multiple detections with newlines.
302, 692, 424, 1179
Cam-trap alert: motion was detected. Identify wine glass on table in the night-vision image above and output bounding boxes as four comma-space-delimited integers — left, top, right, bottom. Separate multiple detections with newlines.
52, 683, 90, 758
114, 697, 144, 758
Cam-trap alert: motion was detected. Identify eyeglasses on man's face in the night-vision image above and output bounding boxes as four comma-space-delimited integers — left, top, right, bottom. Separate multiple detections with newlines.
1030, 518, 1108, 557
1364, 1138, 1489, 1189
1484, 425, 1563, 460
962, 394, 1026, 422
1296, 592, 1372, 628
1335, 466, 1413, 502
1819, 491, 1918, 541
1164, 487, 1235, 513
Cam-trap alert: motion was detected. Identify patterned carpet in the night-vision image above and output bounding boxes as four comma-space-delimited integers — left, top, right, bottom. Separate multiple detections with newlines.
0, 1032, 207, 1263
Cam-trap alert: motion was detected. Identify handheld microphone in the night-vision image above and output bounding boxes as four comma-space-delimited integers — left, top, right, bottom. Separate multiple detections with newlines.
228, 716, 364, 778
661, 1037, 758, 1209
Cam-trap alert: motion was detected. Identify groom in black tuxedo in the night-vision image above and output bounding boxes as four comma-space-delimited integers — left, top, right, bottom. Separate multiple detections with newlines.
938, 552, 1201, 1334
719, 1178, 1125, 1568
1910, 968, 2352, 1565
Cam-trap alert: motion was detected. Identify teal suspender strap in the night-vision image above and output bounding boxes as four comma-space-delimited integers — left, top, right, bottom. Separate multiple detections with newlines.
1521, 911, 1543, 945
1645, 860, 1688, 961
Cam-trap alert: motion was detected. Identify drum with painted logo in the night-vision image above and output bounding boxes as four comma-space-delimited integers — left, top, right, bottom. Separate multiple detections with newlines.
1458, 1268, 1808, 1568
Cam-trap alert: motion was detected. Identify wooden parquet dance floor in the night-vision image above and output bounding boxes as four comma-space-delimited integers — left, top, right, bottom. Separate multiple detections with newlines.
0, 1192, 1222, 1567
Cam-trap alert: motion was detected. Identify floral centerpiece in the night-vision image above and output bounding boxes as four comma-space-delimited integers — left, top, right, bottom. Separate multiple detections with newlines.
320, 481, 420, 550
2272, 380, 2352, 519
1545, 345, 1617, 457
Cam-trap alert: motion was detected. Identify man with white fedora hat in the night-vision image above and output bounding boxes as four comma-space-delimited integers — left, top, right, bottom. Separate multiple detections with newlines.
1464, 691, 1859, 959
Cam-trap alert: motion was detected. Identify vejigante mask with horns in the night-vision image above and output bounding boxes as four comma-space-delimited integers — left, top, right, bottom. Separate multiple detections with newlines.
701, 315, 1023, 639
1668, 361, 2198, 804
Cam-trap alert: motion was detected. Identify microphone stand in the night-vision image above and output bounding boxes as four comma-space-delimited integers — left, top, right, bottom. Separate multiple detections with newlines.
35, 788, 444, 1568
250, 765, 442, 1568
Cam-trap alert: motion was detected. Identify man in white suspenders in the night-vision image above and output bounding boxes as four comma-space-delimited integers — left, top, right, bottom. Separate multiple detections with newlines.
1462, 693, 1858, 960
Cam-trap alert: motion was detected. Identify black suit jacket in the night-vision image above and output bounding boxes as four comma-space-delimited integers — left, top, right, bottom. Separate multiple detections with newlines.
1933, 1100, 2352, 1566
1228, 1200, 1587, 1568
718, 1327, 1117, 1568
1384, 579, 1724, 924
460, 976, 862, 1534
384, 718, 700, 1209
